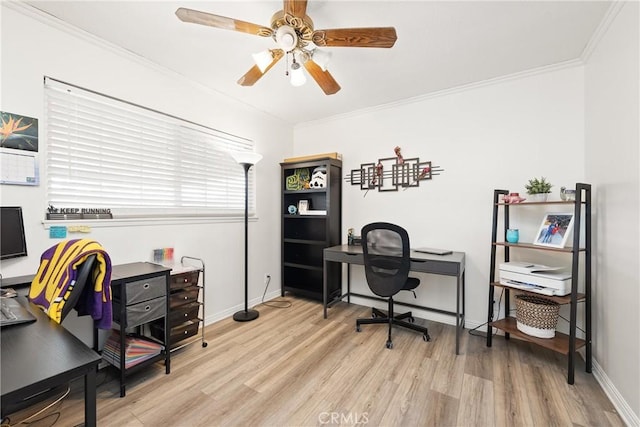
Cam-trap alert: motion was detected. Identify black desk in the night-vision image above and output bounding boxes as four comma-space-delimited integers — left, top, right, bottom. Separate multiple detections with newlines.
323, 244, 466, 354
1, 297, 101, 426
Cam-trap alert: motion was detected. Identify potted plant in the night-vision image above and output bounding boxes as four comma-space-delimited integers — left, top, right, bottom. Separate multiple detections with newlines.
525, 177, 553, 202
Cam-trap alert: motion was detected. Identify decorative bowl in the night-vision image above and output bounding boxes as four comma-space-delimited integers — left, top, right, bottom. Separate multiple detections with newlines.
503, 193, 526, 203
560, 187, 576, 201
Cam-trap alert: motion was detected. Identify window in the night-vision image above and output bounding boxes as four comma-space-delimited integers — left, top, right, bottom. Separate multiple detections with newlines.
44, 77, 256, 218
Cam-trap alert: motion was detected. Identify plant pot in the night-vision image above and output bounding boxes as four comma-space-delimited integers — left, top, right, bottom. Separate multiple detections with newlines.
528, 193, 549, 202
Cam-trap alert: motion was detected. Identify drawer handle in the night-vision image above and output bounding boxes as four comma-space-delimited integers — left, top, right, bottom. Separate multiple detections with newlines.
145, 305, 151, 311
184, 296, 188, 300
143, 283, 150, 289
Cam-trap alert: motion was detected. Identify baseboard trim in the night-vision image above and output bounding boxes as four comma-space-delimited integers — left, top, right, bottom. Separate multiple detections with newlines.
591, 357, 639, 426
204, 290, 283, 325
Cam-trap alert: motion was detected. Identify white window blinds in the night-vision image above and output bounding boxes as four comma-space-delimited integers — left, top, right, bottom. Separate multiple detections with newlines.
44, 78, 256, 218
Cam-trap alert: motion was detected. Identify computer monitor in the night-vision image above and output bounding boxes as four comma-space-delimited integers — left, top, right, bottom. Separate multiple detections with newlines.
1, 206, 28, 260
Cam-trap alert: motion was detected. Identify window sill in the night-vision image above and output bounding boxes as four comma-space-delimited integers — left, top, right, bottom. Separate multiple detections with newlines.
42, 215, 259, 229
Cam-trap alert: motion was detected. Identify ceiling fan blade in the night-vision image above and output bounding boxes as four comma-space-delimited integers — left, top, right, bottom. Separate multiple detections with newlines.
303, 60, 341, 95
312, 27, 397, 48
176, 7, 273, 37
237, 50, 284, 86
284, 0, 308, 18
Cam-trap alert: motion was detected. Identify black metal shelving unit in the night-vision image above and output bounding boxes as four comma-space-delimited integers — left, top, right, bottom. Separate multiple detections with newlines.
486, 183, 592, 384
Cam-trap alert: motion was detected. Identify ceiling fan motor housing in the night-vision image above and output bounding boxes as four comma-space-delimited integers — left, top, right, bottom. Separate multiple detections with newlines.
271, 10, 314, 52
275, 25, 298, 52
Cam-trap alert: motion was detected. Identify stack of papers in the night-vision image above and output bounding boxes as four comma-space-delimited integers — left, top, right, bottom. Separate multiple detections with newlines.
102, 330, 163, 369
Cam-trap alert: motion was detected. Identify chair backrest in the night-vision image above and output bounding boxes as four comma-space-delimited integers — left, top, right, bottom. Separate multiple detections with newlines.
61, 254, 97, 322
361, 222, 411, 298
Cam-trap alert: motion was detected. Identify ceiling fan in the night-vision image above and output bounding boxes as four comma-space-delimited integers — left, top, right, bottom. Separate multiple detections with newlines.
175, 1, 397, 95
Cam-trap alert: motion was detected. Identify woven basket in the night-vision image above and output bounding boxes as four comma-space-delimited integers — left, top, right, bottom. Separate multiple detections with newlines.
515, 294, 560, 338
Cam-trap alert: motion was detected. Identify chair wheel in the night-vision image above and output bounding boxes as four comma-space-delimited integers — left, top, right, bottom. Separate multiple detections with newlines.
423, 334, 431, 342
408, 316, 415, 323
356, 325, 361, 332
371, 312, 377, 318
202, 342, 208, 348
386, 340, 393, 349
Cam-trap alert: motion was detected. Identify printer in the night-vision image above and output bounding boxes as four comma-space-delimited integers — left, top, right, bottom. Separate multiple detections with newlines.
499, 261, 572, 296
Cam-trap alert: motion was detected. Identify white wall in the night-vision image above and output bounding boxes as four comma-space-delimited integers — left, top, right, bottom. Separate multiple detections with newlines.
294, 66, 586, 327
0, 5, 292, 339
584, 2, 640, 423
293, 3, 640, 421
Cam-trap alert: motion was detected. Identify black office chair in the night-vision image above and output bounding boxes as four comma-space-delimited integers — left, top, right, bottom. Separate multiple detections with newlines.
60, 254, 97, 322
356, 222, 430, 349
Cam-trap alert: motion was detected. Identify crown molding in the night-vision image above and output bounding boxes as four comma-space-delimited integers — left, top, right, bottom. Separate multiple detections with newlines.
581, 1, 627, 63
296, 58, 584, 129
3, 1, 291, 126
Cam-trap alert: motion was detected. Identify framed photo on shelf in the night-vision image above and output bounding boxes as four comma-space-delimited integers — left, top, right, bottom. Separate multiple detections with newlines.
533, 212, 575, 248
297, 200, 309, 214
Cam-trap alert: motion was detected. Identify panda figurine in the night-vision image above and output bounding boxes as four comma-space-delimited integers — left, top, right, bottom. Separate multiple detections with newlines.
309, 166, 327, 188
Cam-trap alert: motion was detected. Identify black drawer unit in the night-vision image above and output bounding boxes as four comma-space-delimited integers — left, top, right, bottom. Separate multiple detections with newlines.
153, 257, 207, 351
107, 262, 172, 398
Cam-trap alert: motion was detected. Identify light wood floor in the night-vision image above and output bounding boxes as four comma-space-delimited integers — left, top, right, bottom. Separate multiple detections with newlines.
6, 297, 624, 427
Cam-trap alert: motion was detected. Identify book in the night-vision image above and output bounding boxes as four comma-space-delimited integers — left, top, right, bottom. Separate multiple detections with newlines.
102, 331, 163, 369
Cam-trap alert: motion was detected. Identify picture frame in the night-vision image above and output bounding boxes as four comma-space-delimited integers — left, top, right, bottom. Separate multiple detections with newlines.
533, 212, 575, 248
297, 199, 309, 214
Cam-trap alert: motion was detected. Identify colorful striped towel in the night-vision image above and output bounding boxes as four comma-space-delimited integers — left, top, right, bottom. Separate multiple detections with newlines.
29, 239, 112, 328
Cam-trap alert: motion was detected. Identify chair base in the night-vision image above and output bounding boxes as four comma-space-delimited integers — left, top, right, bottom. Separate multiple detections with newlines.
356, 301, 430, 349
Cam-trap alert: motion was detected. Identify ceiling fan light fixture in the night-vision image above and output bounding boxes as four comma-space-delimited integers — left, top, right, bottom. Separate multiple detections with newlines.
252, 50, 273, 73
275, 25, 298, 52
290, 61, 306, 87
312, 49, 332, 71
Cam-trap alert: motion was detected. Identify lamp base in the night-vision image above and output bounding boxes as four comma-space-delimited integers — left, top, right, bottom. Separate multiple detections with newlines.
233, 309, 259, 322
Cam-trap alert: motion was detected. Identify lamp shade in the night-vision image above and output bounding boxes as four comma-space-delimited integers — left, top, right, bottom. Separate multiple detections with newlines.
290, 64, 306, 87
252, 50, 273, 73
312, 49, 332, 71
230, 151, 263, 166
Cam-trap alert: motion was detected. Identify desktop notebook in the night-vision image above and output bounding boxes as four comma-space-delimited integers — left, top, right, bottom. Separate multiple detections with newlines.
414, 247, 453, 256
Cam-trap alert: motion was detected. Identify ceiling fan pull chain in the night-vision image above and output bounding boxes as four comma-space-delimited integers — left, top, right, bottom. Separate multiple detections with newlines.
285, 51, 290, 77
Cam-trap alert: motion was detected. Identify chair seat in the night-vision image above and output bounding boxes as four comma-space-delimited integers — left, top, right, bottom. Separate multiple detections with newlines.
403, 277, 420, 291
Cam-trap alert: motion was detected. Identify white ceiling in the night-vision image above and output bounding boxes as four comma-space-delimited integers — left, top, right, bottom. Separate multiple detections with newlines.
24, 1, 611, 125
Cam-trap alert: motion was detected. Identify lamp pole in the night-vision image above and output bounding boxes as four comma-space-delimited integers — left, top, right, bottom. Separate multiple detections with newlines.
231, 152, 262, 322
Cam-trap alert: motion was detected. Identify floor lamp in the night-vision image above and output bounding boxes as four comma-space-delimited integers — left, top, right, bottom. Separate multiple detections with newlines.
231, 151, 263, 322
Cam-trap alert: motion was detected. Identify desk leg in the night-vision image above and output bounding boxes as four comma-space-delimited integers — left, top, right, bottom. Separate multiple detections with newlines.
85, 366, 97, 427
347, 264, 351, 304
456, 273, 461, 355
462, 271, 466, 329
323, 258, 328, 319
455, 271, 466, 355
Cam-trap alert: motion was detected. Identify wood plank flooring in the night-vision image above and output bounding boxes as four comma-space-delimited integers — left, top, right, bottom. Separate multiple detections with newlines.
4, 297, 624, 426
